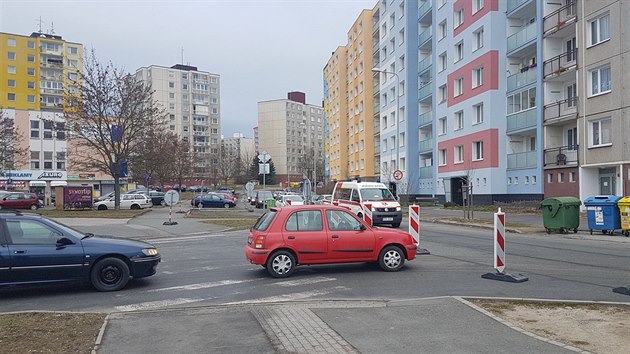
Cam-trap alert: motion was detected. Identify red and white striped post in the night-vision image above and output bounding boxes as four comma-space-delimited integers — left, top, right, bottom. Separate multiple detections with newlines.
494, 207, 506, 274
363, 203, 373, 226
482, 207, 527, 282
408, 205, 420, 243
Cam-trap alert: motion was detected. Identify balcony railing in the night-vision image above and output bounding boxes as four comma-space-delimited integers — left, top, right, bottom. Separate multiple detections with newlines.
418, 29, 432, 47
40, 88, 64, 95
543, 98, 578, 123
419, 1, 432, 19
507, 0, 532, 14
506, 108, 537, 133
507, 66, 537, 92
543, 145, 579, 167
418, 81, 432, 101
507, 150, 537, 170
507, 22, 536, 53
418, 139, 433, 153
419, 111, 433, 126
543, 49, 577, 78
543, 1, 577, 35
418, 56, 432, 74
419, 166, 433, 179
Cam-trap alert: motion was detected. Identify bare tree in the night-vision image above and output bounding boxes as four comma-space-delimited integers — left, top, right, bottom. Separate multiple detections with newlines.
65, 51, 166, 208
0, 108, 28, 176
172, 137, 196, 190
216, 145, 238, 186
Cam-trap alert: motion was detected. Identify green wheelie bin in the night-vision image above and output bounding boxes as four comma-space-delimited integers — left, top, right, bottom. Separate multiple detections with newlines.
540, 197, 582, 234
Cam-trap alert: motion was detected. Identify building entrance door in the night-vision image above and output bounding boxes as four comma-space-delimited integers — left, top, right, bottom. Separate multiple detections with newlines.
450, 177, 467, 206
599, 168, 616, 195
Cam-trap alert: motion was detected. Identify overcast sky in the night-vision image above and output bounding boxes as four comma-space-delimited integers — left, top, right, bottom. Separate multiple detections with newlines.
0, 0, 375, 137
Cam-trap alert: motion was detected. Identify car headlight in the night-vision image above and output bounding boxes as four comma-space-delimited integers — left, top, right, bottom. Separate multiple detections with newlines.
396, 206, 402, 211
142, 248, 159, 256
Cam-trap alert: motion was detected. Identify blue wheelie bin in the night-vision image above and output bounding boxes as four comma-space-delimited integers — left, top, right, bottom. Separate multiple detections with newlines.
584, 195, 622, 235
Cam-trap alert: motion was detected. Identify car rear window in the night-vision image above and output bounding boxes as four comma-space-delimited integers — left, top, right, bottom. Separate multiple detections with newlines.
252, 210, 277, 231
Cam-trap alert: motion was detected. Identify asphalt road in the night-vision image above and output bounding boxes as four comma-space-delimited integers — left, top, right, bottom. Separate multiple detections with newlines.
1, 206, 629, 313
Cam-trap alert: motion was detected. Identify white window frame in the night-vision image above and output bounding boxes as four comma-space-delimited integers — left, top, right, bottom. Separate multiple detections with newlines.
473, 28, 484, 51
454, 77, 464, 97
454, 111, 464, 130
438, 21, 447, 41
473, 103, 483, 124
438, 52, 447, 73
455, 42, 464, 62
589, 14, 610, 47
589, 65, 611, 97
439, 84, 447, 103
472, 0, 484, 14
473, 141, 484, 161
589, 117, 612, 147
438, 149, 447, 166
454, 8, 464, 28
473, 67, 484, 88
438, 117, 447, 135
454, 145, 464, 164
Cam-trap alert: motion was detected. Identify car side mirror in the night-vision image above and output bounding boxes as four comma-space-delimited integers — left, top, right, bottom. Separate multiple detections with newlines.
56, 237, 75, 246
360, 224, 367, 231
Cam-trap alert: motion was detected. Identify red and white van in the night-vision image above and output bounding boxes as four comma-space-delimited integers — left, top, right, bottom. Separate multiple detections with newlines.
331, 181, 402, 228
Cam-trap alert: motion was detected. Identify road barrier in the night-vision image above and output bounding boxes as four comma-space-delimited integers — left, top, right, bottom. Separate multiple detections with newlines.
363, 203, 373, 226
408, 205, 430, 255
481, 208, 527, 283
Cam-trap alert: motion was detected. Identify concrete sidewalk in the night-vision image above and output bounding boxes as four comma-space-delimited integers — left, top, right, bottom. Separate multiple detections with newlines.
96, 297, 575, 354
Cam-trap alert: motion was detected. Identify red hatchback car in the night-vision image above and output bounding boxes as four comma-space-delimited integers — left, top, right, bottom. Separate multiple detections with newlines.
0, 192, 43, 210
245, 205, 418, 278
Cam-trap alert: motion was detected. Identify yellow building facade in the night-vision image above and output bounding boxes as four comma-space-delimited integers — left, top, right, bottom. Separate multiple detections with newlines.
324, 46, 348, 182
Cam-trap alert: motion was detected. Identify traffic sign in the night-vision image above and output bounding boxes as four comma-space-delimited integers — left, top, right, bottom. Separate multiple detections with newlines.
393, 170, 403, 181
164, 190, 180, 206
258, 151, 271, 163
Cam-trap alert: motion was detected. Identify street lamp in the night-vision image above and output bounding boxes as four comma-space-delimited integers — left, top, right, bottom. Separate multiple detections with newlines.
372, 67, 401, 184
277, 140, 289, 190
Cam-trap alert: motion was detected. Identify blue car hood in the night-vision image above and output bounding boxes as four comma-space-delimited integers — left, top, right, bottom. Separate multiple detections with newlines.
81, 236, 154, 249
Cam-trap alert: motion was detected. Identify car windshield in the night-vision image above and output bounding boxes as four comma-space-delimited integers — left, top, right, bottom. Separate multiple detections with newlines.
360, 188, 395, 201
258, 192, 273, 199
43, 218, 86, 238
252, 210, 276, 231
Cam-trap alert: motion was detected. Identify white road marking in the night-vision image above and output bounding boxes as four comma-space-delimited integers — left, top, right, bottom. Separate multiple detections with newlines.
147, 234, 229, 244
273, 276, 336, 287
114, 298, 205, 312
224, 286, 347, 305
161, 271, 175, 275
148, 279, 259, 292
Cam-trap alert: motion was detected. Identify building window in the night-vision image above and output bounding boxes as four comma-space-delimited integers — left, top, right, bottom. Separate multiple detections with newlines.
590, 118, 611, 147
439, 84, 447, 103
69, 47, 78, 55
567, 128, 578, 150
558, 173, 564, 183
454, 77, 464, 97
169, 92, 175, 99
44, 151, 53, 170
399, 28, 405, 44
532, 176, 537, 184
27, 54, 35, 62
514, 177, 519, 185
7, 38, 16, 46
473, 103, 483, 124
507, 88, 536, 114
508, 177, 512, 185
7, 52, 15, 60
30, 151, 40, 169
455, 42, 464, 62
8, 66, 16, 74
27, 95, 35, 103
7, 79, 15, 87
169, 82, 175, 88
472, 0, 484, 14
68, 72, 78, 80
525, 176, 529, 184
169, 103, 175, 110
569, 172, 576, 183
438, 52, 447, 72
473, 27, 484, 51
30, 121, 39, 138
454, 145, 464, 163
438, 21, 447, 40
548, 173, 553, 183
7, 93, 15, 101
454, 8, 464, 28
473, 67, 484, 88
399, 55, 405, 70
27, 41, 35, 49
27, 68, 35, 76
438, 117, 447, 135
589, 14, 610, 46
473, 141, 483, 160
589, 66, 611, 96
454, 110, 464, 130
438, 149, 447, 166
399, 132, 405, 147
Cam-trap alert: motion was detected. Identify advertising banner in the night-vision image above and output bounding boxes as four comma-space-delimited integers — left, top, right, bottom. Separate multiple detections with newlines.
63, 186, 93, 210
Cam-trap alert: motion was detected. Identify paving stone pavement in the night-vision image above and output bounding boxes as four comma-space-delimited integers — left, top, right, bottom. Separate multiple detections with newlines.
253, 305, 360, 354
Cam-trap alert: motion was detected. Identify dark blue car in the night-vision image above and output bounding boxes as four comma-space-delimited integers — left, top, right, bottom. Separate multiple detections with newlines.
0, 210, 161, 291
191, 193, 236, 208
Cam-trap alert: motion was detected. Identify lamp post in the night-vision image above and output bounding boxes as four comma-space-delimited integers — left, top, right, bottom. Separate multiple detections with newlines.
277, 140, 289, 190
372, 68, 401, 184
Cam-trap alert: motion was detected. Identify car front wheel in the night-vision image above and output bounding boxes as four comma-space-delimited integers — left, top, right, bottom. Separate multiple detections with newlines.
90, 257, 130, 291
378, 245, 405, 272
97, 205, 107, 210
30, 204, 38, 210
131, 204, 141, 210
160, 200, 166, 206
223, 203, 230, 209
267, 250, 296, 278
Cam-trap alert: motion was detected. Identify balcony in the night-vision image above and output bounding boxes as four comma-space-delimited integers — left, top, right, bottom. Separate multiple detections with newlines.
418, 56, 432, 74
543, 98, 578, 124
507, 150, 537, 170
40, 46, 63, 56
418, 81, 432, 101
543, 145, 578, 168
543, 1, 577, 36
418, 29, 432, 48
418, 139, 433, 153
506, 108, 537, 133
419, 166, 433, 179
507, 65, 537, 92
507, 0, 532, 14
507, 22, 536, 54
40, 61, 63, 69
418, 1, 432, 20
40, 88, 64, 95
419, 111, 433, 127
543, 49, 577, 79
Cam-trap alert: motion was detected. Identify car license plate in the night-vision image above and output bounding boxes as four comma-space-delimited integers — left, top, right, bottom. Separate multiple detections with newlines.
383, 217, 393, 221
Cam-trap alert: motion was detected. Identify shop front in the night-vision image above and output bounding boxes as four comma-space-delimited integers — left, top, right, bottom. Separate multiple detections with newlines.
0, 170, 67, 206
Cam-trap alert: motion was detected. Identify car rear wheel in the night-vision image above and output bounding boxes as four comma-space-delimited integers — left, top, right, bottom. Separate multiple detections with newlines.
160, 200, 166, 206
131, 204, 141, 210
378, 245, 404, 272
267, 250, 296, 278
223, 203, 230, 209
30, 204, 38, 210
97, 205, 108, 210
90, 257, 130, 291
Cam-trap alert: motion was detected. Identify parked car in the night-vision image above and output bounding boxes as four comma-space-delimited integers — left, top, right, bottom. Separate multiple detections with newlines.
135, 191, 166, 206
217, 186, 235, 194
94, 194, 152, 210
245, 205, 418, 278
254, 190, 274, 209
0, 192, 43, 210
276, 194, 305, 207
0, 210, 160, 291
191, 193, 236, 208
317, 194, 333, 205
173, 184, 187, 192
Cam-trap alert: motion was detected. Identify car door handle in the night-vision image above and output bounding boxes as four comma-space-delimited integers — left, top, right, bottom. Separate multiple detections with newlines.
331, 235, 339, 239
287, 236, 295, 240
14, 250, 26, 254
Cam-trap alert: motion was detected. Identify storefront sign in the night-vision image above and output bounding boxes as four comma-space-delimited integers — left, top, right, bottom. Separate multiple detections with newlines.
63, 186, 93, 210
0, 170, 67, 181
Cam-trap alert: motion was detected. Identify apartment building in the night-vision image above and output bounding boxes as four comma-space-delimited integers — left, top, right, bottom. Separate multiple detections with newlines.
324, 6, 379, 183
376, 0, 419, 195
257, 92, 325, 188
135, 64, 221, 176
0, 31, 84, 200
221, 132, 255, 167
543, 0, 630, 199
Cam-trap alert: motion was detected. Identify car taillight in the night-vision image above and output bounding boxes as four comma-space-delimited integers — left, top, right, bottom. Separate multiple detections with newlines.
254, 235, 266, 249
287, 200, 292, 205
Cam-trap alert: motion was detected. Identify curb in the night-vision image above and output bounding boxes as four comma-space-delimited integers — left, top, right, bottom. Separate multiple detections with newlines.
92, 314, 110, 354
